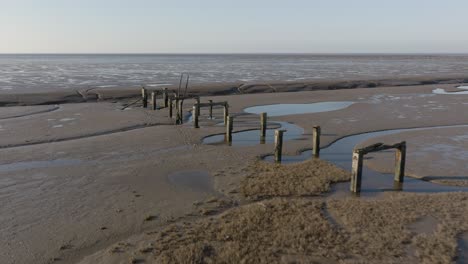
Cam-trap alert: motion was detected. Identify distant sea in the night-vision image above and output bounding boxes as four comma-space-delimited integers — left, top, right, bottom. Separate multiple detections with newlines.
1, 54, 468, 92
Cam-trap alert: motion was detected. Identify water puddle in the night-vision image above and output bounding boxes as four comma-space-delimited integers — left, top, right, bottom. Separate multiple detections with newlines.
0, 159, 82, 173
244, 101, 354, 116
264, 125, 468, 196
457, 233, 468, 264
433, 86, 468, 95
167, 170, 214, 192
202, 121, 304, 146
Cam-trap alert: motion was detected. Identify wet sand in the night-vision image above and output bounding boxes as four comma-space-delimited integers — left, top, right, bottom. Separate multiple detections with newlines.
0, 82, 467, 263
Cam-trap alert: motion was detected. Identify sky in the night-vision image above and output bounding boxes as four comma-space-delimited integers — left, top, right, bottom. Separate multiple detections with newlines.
1, 0, 467, 53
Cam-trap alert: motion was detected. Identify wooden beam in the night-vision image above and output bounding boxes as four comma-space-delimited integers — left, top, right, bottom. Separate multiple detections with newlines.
394, 141, 406, 182
312, 126, 321, 158
169, 98, 173, 118
260, 112, 267, 138
350, 150, 364, 193
208, 100, 213, 119
226, 116, 233, 143
223, 102, 229, 125
141, 87, 148, 108
163, 88, 169, 108
151, 92, 156, 110
193, 105, 199, 128
274, 130, 286, 163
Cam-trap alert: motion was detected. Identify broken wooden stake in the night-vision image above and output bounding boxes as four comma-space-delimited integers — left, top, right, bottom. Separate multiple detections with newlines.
274, 130, 286, 163
313, 126, 321, 157
176, 100, 184, 124
223, 102, 229, 125
226, 116, 233, 143
163, 88, 169, 108
141, 87, 148, 108
394, 141, 406, 183
209, 100, 213, 119
151, 92, 156, 110
193, 105, 199, 128
260, 112, 267, 138
169, 98, 173, 118
350, 150, 364, 193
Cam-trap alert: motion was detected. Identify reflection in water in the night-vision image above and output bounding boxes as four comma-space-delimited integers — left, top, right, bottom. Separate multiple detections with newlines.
244, 102, 354, 116
202, 121, 304, 146
264, 125, 468, 197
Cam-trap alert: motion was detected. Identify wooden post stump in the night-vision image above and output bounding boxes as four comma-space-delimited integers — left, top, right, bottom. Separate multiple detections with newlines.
209, 100, 213, 119
176, 100, 184, 124
195, 97, 201, 116
163, 88, 169, 108
274, 130, 286, 163
169, 98, 173, 118
260, 112, 267, 138
141, 88, 148, 108
223, 102, 229, 125
313, 126, 321, 157
394, 141, 406, 183
226, 116, 233, 143
193, 105, 199, 128
151, 92, 156, 110
350, 150, 364, 193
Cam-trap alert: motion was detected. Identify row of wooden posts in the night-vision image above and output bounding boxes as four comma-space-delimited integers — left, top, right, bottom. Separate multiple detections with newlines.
140, 87, 230, 126
141, 87, 406, 195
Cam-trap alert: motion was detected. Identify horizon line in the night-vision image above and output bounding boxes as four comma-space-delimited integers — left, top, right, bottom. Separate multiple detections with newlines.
1, 52, 468, 56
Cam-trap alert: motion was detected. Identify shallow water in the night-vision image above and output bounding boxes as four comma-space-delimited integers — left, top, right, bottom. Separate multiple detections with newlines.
2, 54, 468, 92
167, 170, 213, 192
244, 102, 354, 116
265, 125, 468, 196
202, 121, 304, 146
433, 86, 468, 95
457, 233, 468, 264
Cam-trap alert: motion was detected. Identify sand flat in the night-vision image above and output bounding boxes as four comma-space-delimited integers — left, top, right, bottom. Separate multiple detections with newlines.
1, 83, 468, 263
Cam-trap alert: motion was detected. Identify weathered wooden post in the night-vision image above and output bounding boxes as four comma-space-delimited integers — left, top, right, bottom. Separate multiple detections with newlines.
313, 126, 321, 157
223, 102, 229, 125
394, 141, 406, 183
151, 92, 156, 110
195, 97, 201, 116
176, 100, 184, 124
350, 150, 364, 193
208, 100, 213, 119
169, 97, 173, 118
141, 87, 148, 108
163, 88, 169, 108
260, 112, 267, 138
274, 130, 286, 163
226, 116, 233, 143
193, 105, 199, 128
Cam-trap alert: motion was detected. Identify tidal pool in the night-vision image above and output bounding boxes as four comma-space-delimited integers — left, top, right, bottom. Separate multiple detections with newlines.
264, 125, 468, 196
202, 121, 304, 146
244, 101, 354, 116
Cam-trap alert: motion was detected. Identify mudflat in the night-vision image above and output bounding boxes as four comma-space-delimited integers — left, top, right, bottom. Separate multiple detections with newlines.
1, 82, 467, 263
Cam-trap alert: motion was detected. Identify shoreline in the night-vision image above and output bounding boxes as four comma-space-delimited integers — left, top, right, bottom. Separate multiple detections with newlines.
1, 75, 467, 106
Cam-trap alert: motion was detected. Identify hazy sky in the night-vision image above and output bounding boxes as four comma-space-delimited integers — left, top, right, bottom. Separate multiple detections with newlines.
1, 0, 467, 53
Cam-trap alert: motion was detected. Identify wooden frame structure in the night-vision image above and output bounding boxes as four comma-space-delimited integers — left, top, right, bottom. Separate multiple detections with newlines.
351, 141, 406, 193
192, 101, 229, 128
